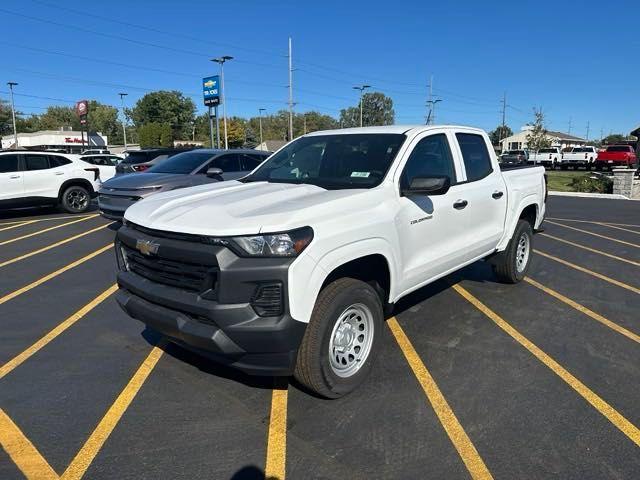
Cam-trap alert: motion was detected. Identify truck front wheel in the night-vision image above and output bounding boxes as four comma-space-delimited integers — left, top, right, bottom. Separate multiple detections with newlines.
294, 278, 383, 399
492, 219, 533, 284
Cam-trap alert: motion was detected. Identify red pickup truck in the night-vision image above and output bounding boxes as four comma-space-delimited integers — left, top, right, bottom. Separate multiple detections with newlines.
595, 145, 637, 170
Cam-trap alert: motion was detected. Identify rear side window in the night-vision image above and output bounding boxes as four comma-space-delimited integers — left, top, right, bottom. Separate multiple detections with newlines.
456, 133, 493, 182
0, 154, 21, 173
401, 134, 456, 190
49, 156, 71, 167
213, 154, 241, 172
25, 155, 50, 171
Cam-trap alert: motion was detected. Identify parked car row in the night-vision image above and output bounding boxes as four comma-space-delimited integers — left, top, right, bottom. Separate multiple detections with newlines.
500, 145, 637, 170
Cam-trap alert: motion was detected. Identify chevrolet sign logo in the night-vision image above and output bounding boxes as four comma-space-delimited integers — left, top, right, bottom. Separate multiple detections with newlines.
204, 79, 216, 88
136, 239, 159, 256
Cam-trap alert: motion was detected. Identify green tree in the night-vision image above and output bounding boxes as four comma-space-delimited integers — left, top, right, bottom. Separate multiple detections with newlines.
526, 108, 551, 151
223, 117, 246, 148
489, 125, 513, 146
339, 92, 394, 128
138, 122, 173, 148
0, 99, 12, 136
602, 133, 627, 144
37, 105, 80, 130
87, 100, 121, 143
128, 90, 196, 140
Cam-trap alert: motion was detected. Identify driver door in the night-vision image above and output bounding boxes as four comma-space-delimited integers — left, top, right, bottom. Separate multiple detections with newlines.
394, 131, 466, 294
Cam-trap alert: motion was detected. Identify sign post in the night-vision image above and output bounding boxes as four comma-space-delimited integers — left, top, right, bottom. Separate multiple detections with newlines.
76, 100, 89, 149
202, 76, 221, 148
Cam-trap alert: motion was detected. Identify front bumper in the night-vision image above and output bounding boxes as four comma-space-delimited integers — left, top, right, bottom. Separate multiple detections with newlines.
115, 224, 307, 376
98, 192, 139, 220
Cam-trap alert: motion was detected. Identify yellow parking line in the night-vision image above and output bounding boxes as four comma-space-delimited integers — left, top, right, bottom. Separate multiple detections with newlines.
388, 317, 493, 480
524, 277, 640, 344
0, 220, 39, 232
0, 244, 113, 306
546, 217, 640, 229
598, 223, 640, 236
539, 233, 640, 267
0, 408, 59, 480
61, 341, 166, 480
534, 249, 640, 295
265, 385, 289, 479
0, 284, 118, 379
546, 220, 640, 249
453, 284, 640, 448
0, 223, 114, 269
0, 215, 99, 247
0, 214, 96, 227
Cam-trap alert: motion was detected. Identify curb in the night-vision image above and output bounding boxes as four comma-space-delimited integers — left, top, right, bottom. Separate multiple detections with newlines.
548, 191, 631, 200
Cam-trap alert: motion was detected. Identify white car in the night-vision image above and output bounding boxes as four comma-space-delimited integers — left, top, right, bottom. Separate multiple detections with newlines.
560, 146, 597, 169
0, 151, 102, 213
79, 154, 123, 181
115, 125, 547, 398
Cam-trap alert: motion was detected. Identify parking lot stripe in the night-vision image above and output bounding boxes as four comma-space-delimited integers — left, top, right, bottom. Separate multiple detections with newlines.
265, 384, 289, 479
546, 220, 640, 249
0, 220, 39, 232
0, 284, 118, 379
539, 233, 640, 267
0, 223, 114, 269
0, 244, 113, 306
596, 223, 640, 236
0, 214, 96, 227
60, 341, 166, 480
0, 408, 59, 480
547, 217, 640, 229
524, 277, 640, 344
0, 215, 99, 247
453, 284, 640, 448
388, 317, 493, 480
533, 249, 640, 295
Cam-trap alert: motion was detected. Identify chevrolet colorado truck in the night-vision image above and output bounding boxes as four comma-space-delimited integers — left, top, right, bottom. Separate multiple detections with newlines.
114, 125, 547, 398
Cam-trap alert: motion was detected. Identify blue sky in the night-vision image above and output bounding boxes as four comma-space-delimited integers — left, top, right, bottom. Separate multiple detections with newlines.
0, 0, 636, 138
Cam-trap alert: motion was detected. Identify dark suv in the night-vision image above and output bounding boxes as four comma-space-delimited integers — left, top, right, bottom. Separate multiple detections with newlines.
116, 148, 195, 175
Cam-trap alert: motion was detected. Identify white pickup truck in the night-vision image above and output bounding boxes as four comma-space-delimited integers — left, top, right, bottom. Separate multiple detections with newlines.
529, 147, 561, 168
560, 146, 597, 169
114, 125, 546, 398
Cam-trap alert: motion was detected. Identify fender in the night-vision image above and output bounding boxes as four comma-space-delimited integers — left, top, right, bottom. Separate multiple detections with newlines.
287, 238, 398, 324
495, 194, 541, 251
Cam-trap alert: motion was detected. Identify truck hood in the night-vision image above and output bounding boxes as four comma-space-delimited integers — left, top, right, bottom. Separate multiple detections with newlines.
101, 172, 194, 190
124, 180, 374, 236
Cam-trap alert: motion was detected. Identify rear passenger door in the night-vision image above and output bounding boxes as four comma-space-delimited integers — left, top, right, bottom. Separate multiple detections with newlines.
0, 154, 24, 200
22, 154, 69, 199
451, 132, 507, 260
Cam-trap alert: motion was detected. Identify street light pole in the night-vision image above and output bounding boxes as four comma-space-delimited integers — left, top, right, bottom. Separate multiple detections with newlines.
426, 99, 442, 125
7, 82, 18, 149
353, 84, 371, 127
211, 55, 233, 149
118, 92, 128, 151
258, 108, 266, 147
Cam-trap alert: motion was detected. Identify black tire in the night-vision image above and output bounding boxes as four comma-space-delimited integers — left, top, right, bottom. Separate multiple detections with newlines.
492, 219, 533, 284
60, 185, 91, 213
294, 277, 383, 399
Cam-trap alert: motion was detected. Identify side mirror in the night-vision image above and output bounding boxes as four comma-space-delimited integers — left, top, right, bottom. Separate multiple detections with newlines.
206, 167, 223, 178
402, 175, 450, 196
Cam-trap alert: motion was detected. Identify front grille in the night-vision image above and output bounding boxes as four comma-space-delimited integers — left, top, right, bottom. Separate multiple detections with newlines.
123, 245, 215, 292
251, 283, 283, 317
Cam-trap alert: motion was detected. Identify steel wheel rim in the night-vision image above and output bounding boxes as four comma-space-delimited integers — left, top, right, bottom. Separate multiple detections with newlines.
516, 232, 530, 273
67, 189, 88, 211
328, 303, 374, 378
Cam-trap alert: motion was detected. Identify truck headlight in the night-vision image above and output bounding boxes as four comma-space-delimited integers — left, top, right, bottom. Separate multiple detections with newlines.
231, 227, 313, 257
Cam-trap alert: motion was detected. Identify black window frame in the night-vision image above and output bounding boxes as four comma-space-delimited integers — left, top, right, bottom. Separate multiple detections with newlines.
0, 154, 22, 173
399, 133, 457, 191
49, 155, 72, 167
455, 133, 494, 183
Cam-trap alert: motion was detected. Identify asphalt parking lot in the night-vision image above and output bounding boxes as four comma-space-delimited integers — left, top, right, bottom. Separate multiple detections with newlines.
0, 196, 639, 480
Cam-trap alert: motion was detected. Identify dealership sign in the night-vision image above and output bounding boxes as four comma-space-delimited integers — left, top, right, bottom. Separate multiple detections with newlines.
202, 76, 220, 106
76, 100, 88, 125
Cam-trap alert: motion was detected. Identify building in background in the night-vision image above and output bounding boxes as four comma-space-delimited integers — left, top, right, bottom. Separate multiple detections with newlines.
500, 126, 586, 152
0, 128, 107, 153
254, 140, 287, 152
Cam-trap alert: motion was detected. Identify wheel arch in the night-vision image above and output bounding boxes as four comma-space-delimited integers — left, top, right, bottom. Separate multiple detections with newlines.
57, 178, 95, 201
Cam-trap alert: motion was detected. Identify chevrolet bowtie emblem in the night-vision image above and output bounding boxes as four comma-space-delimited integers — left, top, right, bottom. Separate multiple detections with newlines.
136, 239, 159, 256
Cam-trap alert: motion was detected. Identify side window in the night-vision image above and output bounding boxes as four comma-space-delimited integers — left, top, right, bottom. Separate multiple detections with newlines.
213, 154, 241, 172
400, 134, 456, 190
456, 133, 493, 182
25, 155, 51, 171
49, 156, 71, 167
240, 154, 265, 171
0, 154, 21, 173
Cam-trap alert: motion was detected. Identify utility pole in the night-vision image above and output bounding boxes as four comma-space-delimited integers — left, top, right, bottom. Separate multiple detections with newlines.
7, 82, 18, 149
600, 128, 604, 142
258, 108, 265, 147
567, 116, 572, 135
118, 92, 128, 151
586, 121, 590, 141
425, 75, 442, 125
303, 114, 307, 134
212, 55, 233, 149
288, 37, 294, 141
353, 84, 371, 127
499, 91, 507, 145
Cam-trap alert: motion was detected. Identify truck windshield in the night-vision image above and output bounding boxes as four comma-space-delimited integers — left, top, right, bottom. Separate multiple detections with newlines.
538, 148, 556, 153
242, 133, 406, 189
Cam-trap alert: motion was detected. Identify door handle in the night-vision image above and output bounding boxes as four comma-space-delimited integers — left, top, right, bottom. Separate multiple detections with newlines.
9, 175, 21, 179
453, 199, 468, 210
492, 191, 504, 199
54, 171, 65, 175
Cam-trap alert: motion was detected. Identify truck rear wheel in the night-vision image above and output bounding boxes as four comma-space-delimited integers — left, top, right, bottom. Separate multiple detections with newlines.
294, 278, 383, 399
493, 219, 533, 284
